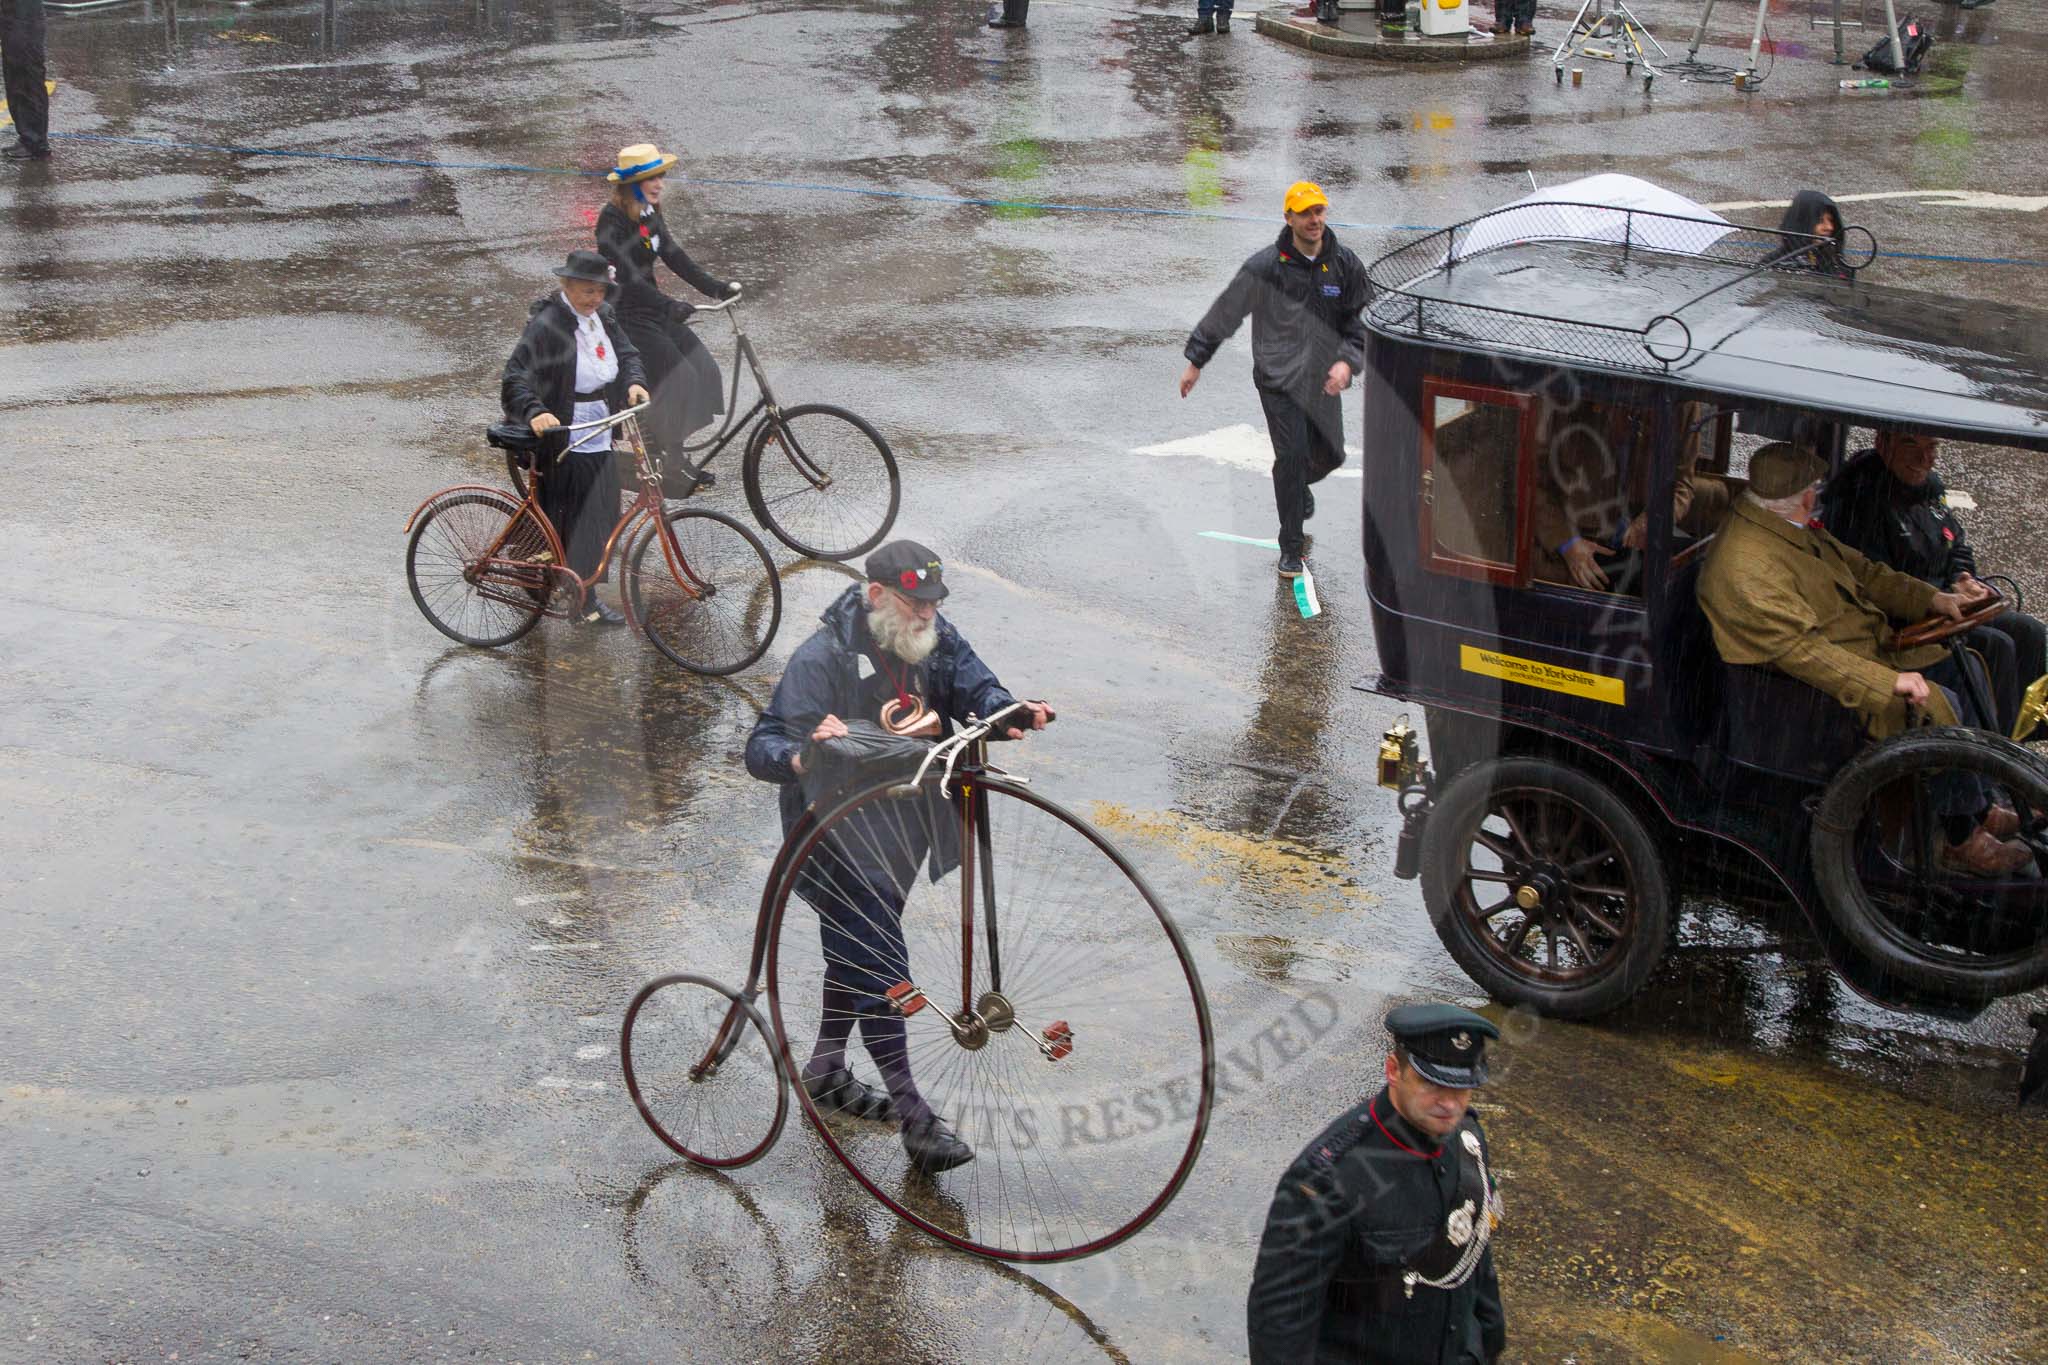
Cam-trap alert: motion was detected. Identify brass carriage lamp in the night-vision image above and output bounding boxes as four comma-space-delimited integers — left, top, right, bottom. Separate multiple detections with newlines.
1380, 715, 1421, 789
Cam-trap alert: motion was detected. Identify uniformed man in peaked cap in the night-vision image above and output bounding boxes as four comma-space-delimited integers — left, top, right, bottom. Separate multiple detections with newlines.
1247, 1005, 1507, 1364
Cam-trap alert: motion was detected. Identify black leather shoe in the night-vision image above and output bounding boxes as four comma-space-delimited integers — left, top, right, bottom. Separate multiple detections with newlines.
1304, 488, 1316, 520
803, 1068, 895, 1121
902, 1116, 975, 1174
1218, 15, 1232, 30
583, 598, 626, 626
988, 15, 1026, 25
1187, 14, 1218, 34
2, 140, 51, 162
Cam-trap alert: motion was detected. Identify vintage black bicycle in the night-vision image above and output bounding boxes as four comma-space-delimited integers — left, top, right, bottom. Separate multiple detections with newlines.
507, 295, 900, 563
619, 703, 1216, 1263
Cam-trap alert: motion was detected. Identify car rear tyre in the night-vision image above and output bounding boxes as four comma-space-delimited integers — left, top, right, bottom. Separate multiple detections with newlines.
1810, 726, 2048, 1002
1420, 756, 1672, 1019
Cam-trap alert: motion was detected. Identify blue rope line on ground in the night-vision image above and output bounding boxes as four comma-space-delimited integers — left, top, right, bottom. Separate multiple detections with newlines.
46, 131, 2048, 268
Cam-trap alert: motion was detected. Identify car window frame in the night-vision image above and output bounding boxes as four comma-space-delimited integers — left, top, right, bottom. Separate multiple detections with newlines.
1419, 375, 1538, 587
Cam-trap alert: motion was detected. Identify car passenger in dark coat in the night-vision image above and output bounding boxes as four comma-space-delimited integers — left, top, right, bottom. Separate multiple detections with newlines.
1819, 430, 2046, 737
501, 254, 649, 621
593, 142, 738, 477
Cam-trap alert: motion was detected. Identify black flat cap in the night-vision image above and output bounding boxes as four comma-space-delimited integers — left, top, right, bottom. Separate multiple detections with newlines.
1387, 1004, 1498, 1088
867, 539, 948, 601
552, 249, 612, 284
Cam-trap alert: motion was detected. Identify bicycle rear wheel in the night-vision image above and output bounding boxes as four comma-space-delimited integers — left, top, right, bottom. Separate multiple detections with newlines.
406, 490, 551, 647
624, 507, 782, 676
764, 773, 1214, 1263
622, 973, 788, 1169
743, 404, 900, 562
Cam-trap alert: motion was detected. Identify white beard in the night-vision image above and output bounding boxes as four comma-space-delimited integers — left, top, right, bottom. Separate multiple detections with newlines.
868, 603, 938, 664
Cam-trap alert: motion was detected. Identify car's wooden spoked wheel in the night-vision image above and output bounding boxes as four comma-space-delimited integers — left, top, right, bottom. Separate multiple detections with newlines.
1457, 790, 1637, 983
1422, 758, 1671, 1019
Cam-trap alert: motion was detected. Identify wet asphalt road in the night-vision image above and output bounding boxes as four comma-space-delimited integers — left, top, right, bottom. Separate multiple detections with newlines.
6, 0, 2048, 1360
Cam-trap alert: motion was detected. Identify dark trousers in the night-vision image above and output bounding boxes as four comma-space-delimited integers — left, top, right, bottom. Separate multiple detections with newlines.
1259, 385, 1346, 557
618, 310, 724, 463
1926, 650, 2000, 822
2, 0, 49, 153
995, 0, 1029, 20
1198, 0, 1233, 15
1496, 0, 1536, 28
813, 878, 910, 1018
1983, 611, 2048, 731
539, 447, 615, 584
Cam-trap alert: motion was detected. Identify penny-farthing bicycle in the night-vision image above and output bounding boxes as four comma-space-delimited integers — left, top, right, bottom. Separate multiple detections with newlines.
620, 704, 1216, 1263
506, 295, 901, 563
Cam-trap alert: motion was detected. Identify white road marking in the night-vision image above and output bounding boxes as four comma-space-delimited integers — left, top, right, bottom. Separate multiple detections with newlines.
1135, 425, 1367, 476
1705, 189, 2048, 214
538, 1077, 607, 1091
575, 1045, 610, 1061
528, 941, 604, 952
515, 891, 586, 907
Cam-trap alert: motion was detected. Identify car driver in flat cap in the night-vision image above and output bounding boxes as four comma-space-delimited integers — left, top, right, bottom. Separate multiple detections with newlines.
1247, 1004, 1506, 1364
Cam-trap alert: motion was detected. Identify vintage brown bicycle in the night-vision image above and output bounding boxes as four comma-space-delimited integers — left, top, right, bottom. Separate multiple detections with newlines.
404, 405, 782, 675
504, 295, 900, 563
618, 702, 1216, 1263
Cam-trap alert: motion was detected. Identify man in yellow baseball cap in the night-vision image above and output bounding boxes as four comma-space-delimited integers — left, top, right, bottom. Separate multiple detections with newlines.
1180, 181, 1366, 578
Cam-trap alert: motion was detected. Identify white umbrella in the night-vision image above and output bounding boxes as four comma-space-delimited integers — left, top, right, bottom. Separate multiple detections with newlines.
1450, 172, 1735, 261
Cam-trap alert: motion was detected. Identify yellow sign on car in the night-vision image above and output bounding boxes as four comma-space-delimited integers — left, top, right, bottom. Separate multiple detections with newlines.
1459, 644, 1625, 706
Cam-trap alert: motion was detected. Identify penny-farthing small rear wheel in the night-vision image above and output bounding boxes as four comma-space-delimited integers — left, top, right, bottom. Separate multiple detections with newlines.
621, 973, 788, 1169
765, 773, 1214, 1262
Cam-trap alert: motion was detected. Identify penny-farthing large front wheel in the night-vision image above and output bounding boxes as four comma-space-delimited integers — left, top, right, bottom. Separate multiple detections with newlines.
765, 773, 1214, 1263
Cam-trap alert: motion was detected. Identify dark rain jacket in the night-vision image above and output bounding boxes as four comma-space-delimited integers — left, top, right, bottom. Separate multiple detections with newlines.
1776, 189, 1854, 281
595, 202, 733, 326
1185, 225, 1370, 402
500, 293, 648, 461
1817, 448, 1977, 590
745, 586, 1017, 900
1247, 1088, 1506, 1365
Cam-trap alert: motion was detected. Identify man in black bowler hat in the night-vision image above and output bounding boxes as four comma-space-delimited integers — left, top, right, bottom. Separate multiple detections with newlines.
745, 540, 1052, 1175
2, 0, 51, 161
1247, 1004, 1507, 1364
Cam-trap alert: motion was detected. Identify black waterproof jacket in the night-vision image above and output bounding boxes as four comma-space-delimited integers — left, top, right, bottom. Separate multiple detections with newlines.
1776, 189, 1854, 280
500, 293, 648, 459
1247, 1088, 1506, 1365
594, 202, 732, 325
1817, 447, 1977, 589
745, 586, 1017, 900
1185, 225, 1369, 401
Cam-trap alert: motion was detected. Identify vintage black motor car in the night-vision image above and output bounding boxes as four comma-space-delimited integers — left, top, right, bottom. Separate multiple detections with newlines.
1357, 199, 2048, 1047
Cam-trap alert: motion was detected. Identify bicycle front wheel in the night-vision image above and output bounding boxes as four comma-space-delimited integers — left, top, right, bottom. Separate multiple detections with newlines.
405, 490, 551, 648
622, 973, 788, 1169
625, 507, 782, 676
744, 404, 900, 562
765, 774, 1214, 1263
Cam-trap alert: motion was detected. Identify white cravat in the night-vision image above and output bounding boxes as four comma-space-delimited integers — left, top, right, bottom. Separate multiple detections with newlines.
641, 204, 661, 254
564, 293, 619, 454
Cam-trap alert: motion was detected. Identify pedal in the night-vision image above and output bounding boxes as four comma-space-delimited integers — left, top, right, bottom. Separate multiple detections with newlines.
1041, 1020, 1073, 1062
886, 981, 928, 1016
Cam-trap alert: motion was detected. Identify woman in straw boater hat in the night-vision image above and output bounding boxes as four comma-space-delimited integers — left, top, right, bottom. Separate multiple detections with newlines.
501, 250, 651, 625
593, 142, 739, 491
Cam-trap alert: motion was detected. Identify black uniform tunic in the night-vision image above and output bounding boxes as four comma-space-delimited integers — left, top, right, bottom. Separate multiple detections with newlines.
1247, 1087, 1506, 1365
594, 201, 730, 456
500, 294, 647, 583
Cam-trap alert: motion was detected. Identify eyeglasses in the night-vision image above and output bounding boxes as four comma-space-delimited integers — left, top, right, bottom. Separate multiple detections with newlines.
897, 566, 940, 592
